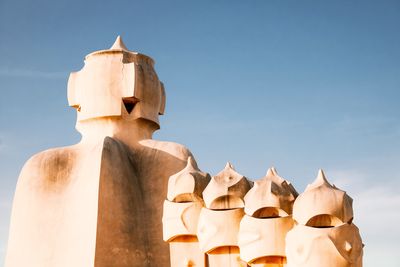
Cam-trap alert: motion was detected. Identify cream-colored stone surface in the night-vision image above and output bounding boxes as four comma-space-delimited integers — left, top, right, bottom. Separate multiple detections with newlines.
238, 215, 293, 263
293, 169, 353, 226
162, 200, 203, 242
197, 207, 245, 253
6, 36, 364, 267
5, 37, 193, 267
286, 170, 363, 267
244, 167, 297, 217
6, 143, 103, 267
68, 36, 165, 125
286, 223, 363, 267
167, 156, 210, 203
237, 167, 296, 266
207, 247, 248, 267
202, 163, 252, 210
163, 157, 209, 267
250, 261, 286, 267
169, 240, 205, 267
197, 163, 252, 266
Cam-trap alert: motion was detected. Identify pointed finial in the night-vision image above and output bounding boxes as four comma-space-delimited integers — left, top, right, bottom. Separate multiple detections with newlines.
203, 161, 250, 209
316, 169, 329, 184
177, 156, 197, 174
304, 169, 332, 191
225, 162, 235, 170
110, 35, 128, 51
266, 167, 278, 177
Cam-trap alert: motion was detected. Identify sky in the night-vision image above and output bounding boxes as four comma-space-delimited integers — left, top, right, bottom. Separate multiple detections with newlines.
0, 0, 399, 265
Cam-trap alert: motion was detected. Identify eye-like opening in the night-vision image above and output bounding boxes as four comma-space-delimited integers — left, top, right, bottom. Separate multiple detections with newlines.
122, 97, 139, 114
250, 256, 286, 264
209, 195, 244, 210
71, 104, 81, 112
306, 214, 343, 228
173, 193, 202, 203
168, 235, 198, 243
252, 207, 288, 218
207, 246, 240, 255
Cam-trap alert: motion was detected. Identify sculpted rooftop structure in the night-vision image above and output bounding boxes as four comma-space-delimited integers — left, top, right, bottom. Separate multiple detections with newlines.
5, 37, 363, 267
6, 36, 192, 267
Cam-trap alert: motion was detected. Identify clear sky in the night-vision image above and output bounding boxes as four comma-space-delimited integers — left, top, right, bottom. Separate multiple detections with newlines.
0, 0, 399, 266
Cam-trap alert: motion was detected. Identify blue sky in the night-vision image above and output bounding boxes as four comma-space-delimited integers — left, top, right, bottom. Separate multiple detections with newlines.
0, 0, 399, 266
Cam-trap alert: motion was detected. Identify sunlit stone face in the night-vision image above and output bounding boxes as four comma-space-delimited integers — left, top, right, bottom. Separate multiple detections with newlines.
197, 208, 244, 253
67, 36, 165, 127
238, 215, 293, 263
286, 223, 363, 267
293, 170, 354, 226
